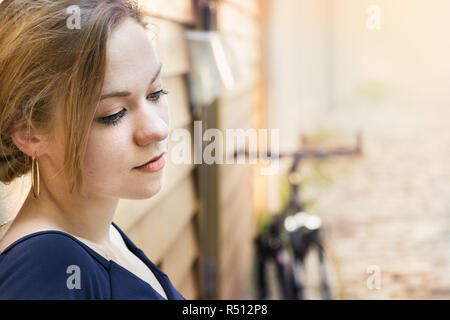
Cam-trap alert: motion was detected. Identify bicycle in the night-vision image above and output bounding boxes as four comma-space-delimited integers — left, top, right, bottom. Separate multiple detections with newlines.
236, 133, 362, 299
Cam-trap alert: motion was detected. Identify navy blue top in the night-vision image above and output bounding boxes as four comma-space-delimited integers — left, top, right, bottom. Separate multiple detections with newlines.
0, 221, 185, 300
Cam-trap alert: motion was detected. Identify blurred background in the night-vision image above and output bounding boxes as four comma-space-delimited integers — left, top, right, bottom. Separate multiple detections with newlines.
1, 0, 449, 299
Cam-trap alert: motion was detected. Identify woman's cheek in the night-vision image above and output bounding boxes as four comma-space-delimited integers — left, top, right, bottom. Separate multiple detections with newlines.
164, 98, 170, 128
83, 132, 124, 179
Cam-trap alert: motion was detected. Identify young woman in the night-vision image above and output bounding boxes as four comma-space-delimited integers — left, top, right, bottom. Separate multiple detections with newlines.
0, 0, 185, 300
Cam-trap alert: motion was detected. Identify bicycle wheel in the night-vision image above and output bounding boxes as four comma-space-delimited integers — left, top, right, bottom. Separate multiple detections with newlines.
287, 226, 345, 299
297, 231, 345, 300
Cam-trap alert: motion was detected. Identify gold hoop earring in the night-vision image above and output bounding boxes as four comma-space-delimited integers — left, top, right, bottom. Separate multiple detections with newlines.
31, 155, 40, 200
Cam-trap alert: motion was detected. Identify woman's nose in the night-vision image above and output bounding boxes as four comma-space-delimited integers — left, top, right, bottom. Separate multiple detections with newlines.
133, 103, 169, 147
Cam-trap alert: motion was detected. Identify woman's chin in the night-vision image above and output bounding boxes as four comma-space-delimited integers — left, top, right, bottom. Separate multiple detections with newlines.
123, 180, 164, 200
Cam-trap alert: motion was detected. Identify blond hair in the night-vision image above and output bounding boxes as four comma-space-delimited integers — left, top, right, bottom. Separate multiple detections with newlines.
0, 0, 145, 196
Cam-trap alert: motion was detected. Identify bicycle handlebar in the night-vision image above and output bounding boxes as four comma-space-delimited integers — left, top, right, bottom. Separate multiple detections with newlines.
234, 132, 363, 217
233, 132, 363, 164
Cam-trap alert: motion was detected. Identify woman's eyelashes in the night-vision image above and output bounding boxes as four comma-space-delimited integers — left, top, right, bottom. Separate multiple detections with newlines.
99, 109, 126, 126
98, 89, 169, 126
147, 89, 169, 102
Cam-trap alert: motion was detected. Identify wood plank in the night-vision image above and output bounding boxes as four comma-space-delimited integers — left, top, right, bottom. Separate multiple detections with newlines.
219, 87, 258, 168
220, 172, 253, 246
164, 76, 192, 131
221, 65, 260, 102
222, 241, 253, 299
178, 265, 199, 300
144, 16, 190, 76
160, 220, 199, 288
218, 2, 261, 40
219, 167, 253, 249
220, 111, 259, 166
236, 242, 254, 299
140, 0, 195, 24
0, 175, 30, 236
220, 165, 251, 224
220, 194, 254, 260
125, 175, 198, 264
223, 0, 261, 17
220, 234, 254, 298
219, 110, 258, 210
222, 34, 262, 66
220, 181, 254, 255
219, 89, 257, 130
114, 124, 194, 230
220, 163, 249, 210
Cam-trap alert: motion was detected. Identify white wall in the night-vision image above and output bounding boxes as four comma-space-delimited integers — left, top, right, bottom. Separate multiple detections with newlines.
264, 0, 331, 211
331, 0, 450, 107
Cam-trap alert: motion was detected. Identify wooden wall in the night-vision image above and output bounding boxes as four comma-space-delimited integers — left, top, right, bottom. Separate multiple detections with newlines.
216, 0, 263, 299
0, 177, 30, 240
113, 0, 200, 300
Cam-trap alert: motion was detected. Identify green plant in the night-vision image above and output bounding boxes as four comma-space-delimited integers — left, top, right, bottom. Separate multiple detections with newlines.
356, 79, 390, 104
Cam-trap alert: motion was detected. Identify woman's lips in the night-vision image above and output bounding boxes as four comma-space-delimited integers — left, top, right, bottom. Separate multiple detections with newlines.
133, 152, 166, 173
135, 153, 164, 167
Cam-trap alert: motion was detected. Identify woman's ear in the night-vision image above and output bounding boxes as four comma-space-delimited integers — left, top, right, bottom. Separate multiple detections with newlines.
10, 127, 48, 158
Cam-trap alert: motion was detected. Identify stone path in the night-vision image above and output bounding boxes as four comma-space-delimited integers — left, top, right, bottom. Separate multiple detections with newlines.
306, 101, 450, 299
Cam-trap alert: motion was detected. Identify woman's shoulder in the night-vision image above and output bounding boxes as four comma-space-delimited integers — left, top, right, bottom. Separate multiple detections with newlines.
0, 224, 111, 299
0, 221, 63, 254
0, 221, 99, 261
0, 227, 98, 262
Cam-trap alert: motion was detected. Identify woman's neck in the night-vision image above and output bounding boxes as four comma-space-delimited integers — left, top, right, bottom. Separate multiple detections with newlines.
16, 181, 120, 247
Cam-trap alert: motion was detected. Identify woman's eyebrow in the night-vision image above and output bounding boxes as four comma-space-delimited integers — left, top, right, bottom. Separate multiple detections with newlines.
100, 63, 162, 101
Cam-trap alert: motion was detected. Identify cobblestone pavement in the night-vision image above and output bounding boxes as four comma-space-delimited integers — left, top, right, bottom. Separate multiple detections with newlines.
306, 101, 450, 299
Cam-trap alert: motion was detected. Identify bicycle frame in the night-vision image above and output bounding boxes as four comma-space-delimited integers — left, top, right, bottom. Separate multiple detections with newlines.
240, 133, 362, 299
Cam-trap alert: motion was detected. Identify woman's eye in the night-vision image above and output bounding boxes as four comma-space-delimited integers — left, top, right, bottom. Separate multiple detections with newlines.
99, 109, 126, 126
147, 89, 168, 103
98, 90, 168, 127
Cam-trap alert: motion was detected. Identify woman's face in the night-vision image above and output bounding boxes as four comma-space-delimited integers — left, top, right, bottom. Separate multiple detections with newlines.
80, 18, 170, 200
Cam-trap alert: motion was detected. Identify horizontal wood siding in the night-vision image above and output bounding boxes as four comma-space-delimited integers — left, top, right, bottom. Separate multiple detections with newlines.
161, 221, 199, 299
216, 0, 262, 300
139, 0, 194, 25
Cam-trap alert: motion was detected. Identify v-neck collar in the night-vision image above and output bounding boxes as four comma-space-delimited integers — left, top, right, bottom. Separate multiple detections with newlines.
0, 222, 172, 300
110, 222, 171, 300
